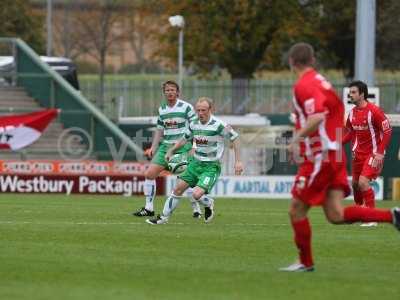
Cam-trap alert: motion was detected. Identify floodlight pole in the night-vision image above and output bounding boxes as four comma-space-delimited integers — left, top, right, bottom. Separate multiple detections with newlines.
169, 15, 185, 90
355, 0, 376, 85
178, 28, 184, 89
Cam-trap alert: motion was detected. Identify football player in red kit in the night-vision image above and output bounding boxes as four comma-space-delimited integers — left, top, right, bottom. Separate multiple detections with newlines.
343, 81, 392, 226
280, 42, 400, 272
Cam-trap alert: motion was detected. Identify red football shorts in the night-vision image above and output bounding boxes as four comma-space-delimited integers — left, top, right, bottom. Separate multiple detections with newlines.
352, 154, 382, 181
291, 151, 350, 206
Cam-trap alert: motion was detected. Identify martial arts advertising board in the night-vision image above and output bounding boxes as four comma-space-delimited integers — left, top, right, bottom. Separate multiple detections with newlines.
165, 175, 384, 200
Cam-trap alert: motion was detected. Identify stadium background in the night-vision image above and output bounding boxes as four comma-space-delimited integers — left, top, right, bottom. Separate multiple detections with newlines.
1, 1, 400, 299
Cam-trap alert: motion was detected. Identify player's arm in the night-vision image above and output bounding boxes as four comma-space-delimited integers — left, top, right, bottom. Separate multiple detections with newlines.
165, 126, 192, 161
231, 138, 243, 175
342, 115, 354, 145
289, 88, 327, 155
224, 125, 243, 175
146, 117, 164, 158
372, 109, 392, 168
165, 137, 186, 162
291, 113, 325, 144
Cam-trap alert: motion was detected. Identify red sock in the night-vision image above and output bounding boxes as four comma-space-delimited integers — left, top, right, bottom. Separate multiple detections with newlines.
353, 189, 364, 206
362, 188, 375, 208
291, 218, 313, 267
344, 206, 392, 223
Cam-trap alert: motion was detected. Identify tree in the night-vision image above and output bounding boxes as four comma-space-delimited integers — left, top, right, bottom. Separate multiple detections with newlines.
72, 0, 127, 109
52, 1, 87, 60
314, 0, 356, 79
125, 1, 161, 73
156, 0, 304, 113
376, 0, 400, 70
0, 0, 45, 53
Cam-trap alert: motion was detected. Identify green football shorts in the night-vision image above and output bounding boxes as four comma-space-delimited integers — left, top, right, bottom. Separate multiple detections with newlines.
152, 142, 192, 168
178, 158, 221, 193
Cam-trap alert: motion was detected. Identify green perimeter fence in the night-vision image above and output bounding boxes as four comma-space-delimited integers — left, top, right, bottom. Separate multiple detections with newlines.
80, 77, 400, 118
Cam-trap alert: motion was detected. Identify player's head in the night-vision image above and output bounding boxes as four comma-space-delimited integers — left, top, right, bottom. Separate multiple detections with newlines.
348, 80, 368, 104
162, 80, 180, 101
196, 97, 213, 123
288, 42, 315, 71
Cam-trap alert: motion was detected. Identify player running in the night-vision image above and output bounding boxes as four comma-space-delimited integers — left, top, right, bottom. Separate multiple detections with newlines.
146, 97, 243, 224
132, 80, 201, 218
343, 80, 392, 226
280, 42, 400, 272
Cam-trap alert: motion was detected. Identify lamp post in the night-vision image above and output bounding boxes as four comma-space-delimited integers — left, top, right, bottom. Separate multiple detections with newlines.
168, 15, 185, 89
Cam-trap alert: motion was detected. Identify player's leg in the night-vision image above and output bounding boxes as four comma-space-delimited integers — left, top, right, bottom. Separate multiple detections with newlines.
192, 186, 215, 223
358, 175, 375, 208
132, 163, 164, 216
280, 197, 314, 272
325, 159, 393, 226
146, 160, 197, 224
146, 179, 190, 225
186, 187, 202, 218
358, 156, 382, 210
195, 163, 220, 223
351, 159, 364, 206
357, 175, 378, 226
178, 145, 201, 217
352, 180, 364, 206
324, 187, 395, 225
133, 144, 168, 217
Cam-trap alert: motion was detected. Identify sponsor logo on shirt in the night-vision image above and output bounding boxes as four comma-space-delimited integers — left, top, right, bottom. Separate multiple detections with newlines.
195, 137, 209, 146
352, 124, 369, 130
164, 120, 178, 129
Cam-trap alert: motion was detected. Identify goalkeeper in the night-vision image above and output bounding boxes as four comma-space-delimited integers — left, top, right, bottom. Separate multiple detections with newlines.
132, 80, 201, 218
146, 97, 243, 225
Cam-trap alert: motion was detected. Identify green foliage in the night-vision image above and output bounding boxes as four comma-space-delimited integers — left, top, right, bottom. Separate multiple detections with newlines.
376, 0, 400, 70
1, 194, 399, 299
118, 61, 169, 74
75, 60, 115, 74
0, 0, 45, 53
158, 0, 301, 79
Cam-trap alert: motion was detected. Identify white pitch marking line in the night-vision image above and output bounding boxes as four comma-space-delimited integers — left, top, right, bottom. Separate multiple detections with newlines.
0, 220, 292, 227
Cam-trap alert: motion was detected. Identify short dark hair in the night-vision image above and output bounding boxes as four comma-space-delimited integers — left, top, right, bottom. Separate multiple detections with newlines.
288, 42, 315, 67
349, 80, 368, 99
162, 80, 180, 92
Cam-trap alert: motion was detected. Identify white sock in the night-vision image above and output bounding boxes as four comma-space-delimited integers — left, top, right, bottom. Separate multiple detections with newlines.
162, 193, 182, 217
143, 179, 156, 211
186, 188, 201, 213
190, 198, 201, 214
199, 195, 214, 208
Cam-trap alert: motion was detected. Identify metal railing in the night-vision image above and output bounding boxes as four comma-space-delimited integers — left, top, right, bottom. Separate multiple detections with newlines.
80, 78, 400, 117
0, 38, 144, 161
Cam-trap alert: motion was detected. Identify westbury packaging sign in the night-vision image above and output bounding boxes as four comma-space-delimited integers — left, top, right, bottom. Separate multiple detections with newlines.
0, 175, 165, 196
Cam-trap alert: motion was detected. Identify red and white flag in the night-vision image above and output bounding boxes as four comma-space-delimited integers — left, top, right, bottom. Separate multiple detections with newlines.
0, 109, 59, 150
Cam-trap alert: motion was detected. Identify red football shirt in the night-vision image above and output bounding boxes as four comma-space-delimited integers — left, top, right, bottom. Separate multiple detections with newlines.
345, 102, 392, 157
292, 69, 344, 158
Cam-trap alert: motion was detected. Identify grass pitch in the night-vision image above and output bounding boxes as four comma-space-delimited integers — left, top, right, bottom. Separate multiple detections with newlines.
0, 194, 399, 300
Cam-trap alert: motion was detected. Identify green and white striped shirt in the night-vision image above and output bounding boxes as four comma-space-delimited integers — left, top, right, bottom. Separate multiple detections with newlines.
157, 99, 196, 145
185, 115, 239, 162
